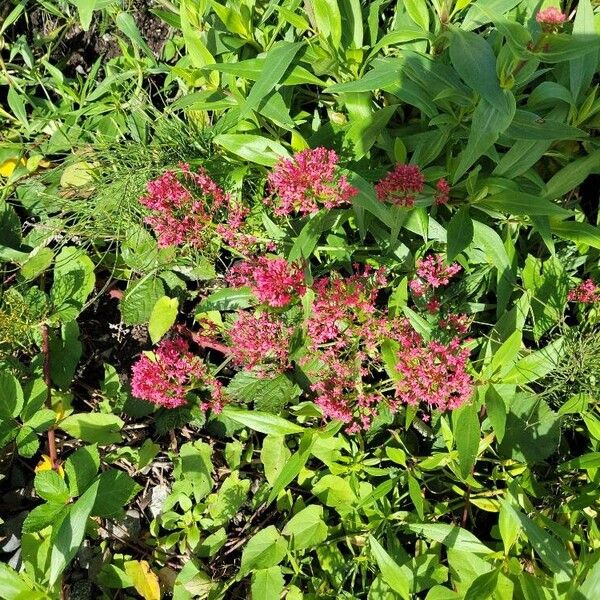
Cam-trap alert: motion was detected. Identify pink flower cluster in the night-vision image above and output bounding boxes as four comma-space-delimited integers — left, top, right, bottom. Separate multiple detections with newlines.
409, 254, 462, 298
536, 6, 567, 27
567, 279, 600, 304
375, 164, 425, 207
228, 311, 292, 373
266, 147, 358, 216
434, 178, 451, 205
227, 257, 305, 307
131, 337, 225, 412
140, 163, 255, 254
395, 337, 473, 411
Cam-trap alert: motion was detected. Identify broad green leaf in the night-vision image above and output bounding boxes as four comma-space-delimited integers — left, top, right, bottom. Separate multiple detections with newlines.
59, 412, 123, 445
239, 42, 303, 120
406, 524, 493, 554
531, 34, 600, 63
282, 505, 328, 550
499, 499, 520, 554
503, 337, 563, 384
559, 452, 600, 472
73, 0, 98, 30
550, 220, 600, 250
64, 445, 100, 497
454, 404, 480, 479
479, 191, 571, 217
405, 0, 429, 30
227, 372, 300, 414
464, 569, 499, 600
485, 386, 507, 443
580, 559, 600, 600
461, 0, 523, 30
558, 393, 591, 416
449, 29, 508, 112
0, 370, 24, 419
570, 0, 597, 102
148, 296, 178, 344
175, 441, 213, 501
115, 12, 154, 59
50, 247, 96, 323
544, 150, 600, 201
221, 406, 303, 435
251, 566, 284, 600
92, 470, 141, 517
196, 287, 253, 312
308, 0, 342, 48
447, 207, 473, 260
239, 526, 287, 576
213, 134, 289, 167
34, 470, 69, 504
498, 394, 560, 463
346, 105, 397, 159
49, 479, 99, 585
312, 474, 356, 509
261, 436, 291, 486
180, 0, 218, 86
22, 502, 67, 534
368, 536, 410, 599
503, 503, 575, 577
120, 277, 165, 325
506, 110, 587, 140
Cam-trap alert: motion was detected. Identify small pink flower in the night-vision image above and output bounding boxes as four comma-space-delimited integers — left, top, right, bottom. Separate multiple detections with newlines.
536, 6, 567, 26
131, 337, 224, 412
227, 257, 305, 307
375, 164, 425, 207
266, 147, 357, 216
228, 311, 291, 372
434, 178, 450, 205
567, 279, 599, 304
416, 254, 461, 288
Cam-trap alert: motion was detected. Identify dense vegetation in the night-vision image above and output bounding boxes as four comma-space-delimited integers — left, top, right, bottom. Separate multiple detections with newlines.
1, 0, 600, 598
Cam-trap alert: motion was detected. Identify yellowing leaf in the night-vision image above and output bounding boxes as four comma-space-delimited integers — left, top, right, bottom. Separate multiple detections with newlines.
60, 162, 95, 187
124, 560, 161, 600
0, 157, 26, 177
35, 455, 65, 478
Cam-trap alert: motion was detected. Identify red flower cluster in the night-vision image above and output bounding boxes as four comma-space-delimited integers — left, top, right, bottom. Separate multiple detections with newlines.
410, 254, 462, 297
140, 163, 255, 253
567, 279, 600, 304
266, 147, 358, 216
227, 257, 305, 307
228, 311, 292, 374
394, 337, 473, 411
434, 178, 451, 205
375, 164, 425, 207
131, 337, 225, 412
536, 6, 567, 27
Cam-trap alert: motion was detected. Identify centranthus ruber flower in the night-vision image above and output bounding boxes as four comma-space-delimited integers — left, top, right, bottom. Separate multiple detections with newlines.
228, 311, 291, 373
375, 164, 425, 207
140, 164, 227, 248
227, 257, 305, 307
536, 6, 567, 28
394, 337, 473, 411
434, 178, 450, 205
131, 337, 225, 412
567, 279, 600, 304
266, 147, 357, 216
409, 254, 461, 298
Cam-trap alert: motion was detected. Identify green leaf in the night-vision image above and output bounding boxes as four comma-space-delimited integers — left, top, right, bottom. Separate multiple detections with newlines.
550, 220, 600, 250
453, 96, 515, 182
213, 134, 289, 167
239, 42, 303, 121
180, 0, 218, 85
544, 150, 600, 201
531, 33, 600, 63
34, 470, 69, 504
50, 247, 96, 323
479, 191, 572, 217
197, 287, 254, 312
368, 536, 410, 600
22, 502, 67, 534
221, 406, 303, 435
0, 370, 24, 419
49, 320, 82, 389
121, 277, 165, 325
454, 404, 480, 479
260, 436, 291, 486
346, 105, 397, 159
251, 566, 284, 600
282, 505, 328, 550
239, 526, 287, 576
579, 559, 600, 600
227, 372, 300, 413
463, 569, 499, 600
449, 29, 508, 112
0, 563, 37, 597
148, 296, 178, 344
559, 452, 600, 472
570, 0, 597, 102
115, 12, 155, 59
20, 247, 54, 281
49, 479, 100, 585
59, 413, 124, 445
176, 441, 213, 501
73, 0, 98, 30
64, 445, 100, 497
498, 393, 560, 463
312, 474, 357, 509
485, 386, 507, 443
503, 503, 575, 577
406, 524, 493, 554
447, 207, 473, 260
308, 0, 342, 48
506, 110, 587, 140
92, 469, 141, 517
503, 337, 563, 384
